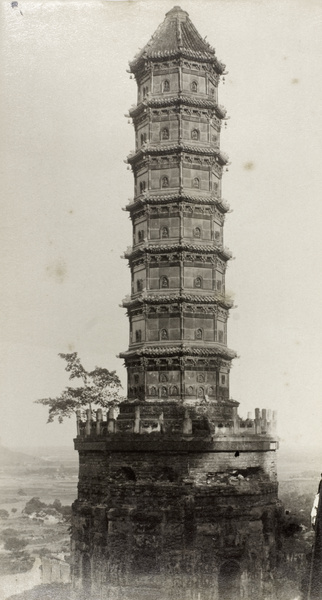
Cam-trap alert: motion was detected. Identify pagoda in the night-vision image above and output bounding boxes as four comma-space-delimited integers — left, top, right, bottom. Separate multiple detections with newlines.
72, 8, 281, 600
121, 5, 234, 409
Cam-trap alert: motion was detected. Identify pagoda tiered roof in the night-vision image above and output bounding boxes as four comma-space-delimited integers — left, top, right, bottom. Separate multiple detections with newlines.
129, 6, 225, 73
127, 143, 229, 165
124, 242, 233, 261
125, 193, 230, 212
121, 8, 237, 403
129, 97, 227, 117
120, 344, 236, 360
122, 292, 234, 310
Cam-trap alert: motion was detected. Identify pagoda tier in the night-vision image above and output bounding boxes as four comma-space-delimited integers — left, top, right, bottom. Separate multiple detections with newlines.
126, 101, 228, 198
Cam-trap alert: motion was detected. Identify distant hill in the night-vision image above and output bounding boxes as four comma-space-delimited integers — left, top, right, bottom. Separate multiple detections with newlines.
11, 446, 77, 463
0, 445, 49, 467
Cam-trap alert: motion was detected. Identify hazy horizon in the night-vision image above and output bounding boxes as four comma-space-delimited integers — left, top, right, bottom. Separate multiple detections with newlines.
4, 441, 322, 482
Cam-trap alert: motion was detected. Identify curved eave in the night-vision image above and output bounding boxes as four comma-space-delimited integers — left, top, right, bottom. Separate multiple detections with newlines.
125, 193, 230, 213
122, 293, 234, 311
123, 243, 232, 262
129, 49, 225, 75
127, 144, 229, 166
119, 344, 236, 361
129, 97, 227, 119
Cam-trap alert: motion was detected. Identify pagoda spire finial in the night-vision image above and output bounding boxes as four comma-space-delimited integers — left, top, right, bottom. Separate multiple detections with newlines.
165, 6, 189, 19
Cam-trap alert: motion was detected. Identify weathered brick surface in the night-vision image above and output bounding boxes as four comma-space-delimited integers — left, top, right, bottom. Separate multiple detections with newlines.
72, 422, 281, 600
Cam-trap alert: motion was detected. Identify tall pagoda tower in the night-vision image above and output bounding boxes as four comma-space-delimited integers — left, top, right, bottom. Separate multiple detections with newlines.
72, 8, 281, 600
122, 5, 234, 408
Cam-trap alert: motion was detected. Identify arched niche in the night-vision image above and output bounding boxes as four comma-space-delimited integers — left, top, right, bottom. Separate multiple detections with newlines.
114, 467, 136, 482
156, 466, 177, 482
218, 560, 241, 600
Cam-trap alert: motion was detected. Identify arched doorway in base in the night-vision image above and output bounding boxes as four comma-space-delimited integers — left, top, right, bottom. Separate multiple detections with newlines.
218, 560, 241, 600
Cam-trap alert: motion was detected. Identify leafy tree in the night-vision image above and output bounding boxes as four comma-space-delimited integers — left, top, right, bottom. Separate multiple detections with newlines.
0, 509, 9, 520
35, 352, 123, 423
23, 497, 46, 515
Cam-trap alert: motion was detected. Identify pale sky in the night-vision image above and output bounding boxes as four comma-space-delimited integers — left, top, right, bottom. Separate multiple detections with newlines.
1, 0, 322, 451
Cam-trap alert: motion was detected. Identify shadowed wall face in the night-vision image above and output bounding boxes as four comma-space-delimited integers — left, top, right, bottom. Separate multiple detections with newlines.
72, 439, 280, 600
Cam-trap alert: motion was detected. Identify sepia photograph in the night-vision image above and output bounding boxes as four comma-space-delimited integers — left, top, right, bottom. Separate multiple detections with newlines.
1, 0, 322, 598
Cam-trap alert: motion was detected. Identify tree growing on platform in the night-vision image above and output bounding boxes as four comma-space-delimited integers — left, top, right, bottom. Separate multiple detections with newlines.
35, 352, 123, 423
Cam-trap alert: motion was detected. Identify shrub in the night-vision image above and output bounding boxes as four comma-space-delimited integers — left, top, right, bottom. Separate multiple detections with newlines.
38, 547, 52, 557
0, 509, 9, 520
23, 497, 46, 515
4, 537, 28, 553
0, 528, 17, 543
21, 497, 71, 521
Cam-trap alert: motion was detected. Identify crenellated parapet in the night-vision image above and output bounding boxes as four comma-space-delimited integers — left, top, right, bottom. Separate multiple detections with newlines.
75, 404, 277, 442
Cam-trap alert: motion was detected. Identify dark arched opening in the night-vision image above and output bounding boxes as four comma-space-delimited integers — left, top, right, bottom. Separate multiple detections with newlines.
114, 467, 136, 482
82, 553, 91, 594
218, 560, 241, 600
156, 466, 177, 482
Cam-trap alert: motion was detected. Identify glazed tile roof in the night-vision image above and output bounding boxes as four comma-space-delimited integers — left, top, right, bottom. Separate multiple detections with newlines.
122, 292, 234, 309
120, 344, 236, 360
129, 97, 227, 117
124, 242, 232, 260
133, 293, 231, 304
125, 193, 230, 212
129, 7, 225, 73
127, 144, 229, 165
152, 243, 229, 254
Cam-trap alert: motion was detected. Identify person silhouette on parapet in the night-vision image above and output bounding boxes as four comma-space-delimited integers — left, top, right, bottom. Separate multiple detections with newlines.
318, 474, 322, 493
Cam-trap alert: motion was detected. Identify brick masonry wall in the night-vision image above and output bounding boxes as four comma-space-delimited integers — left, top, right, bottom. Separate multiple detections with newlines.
72, 442, 280, 600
